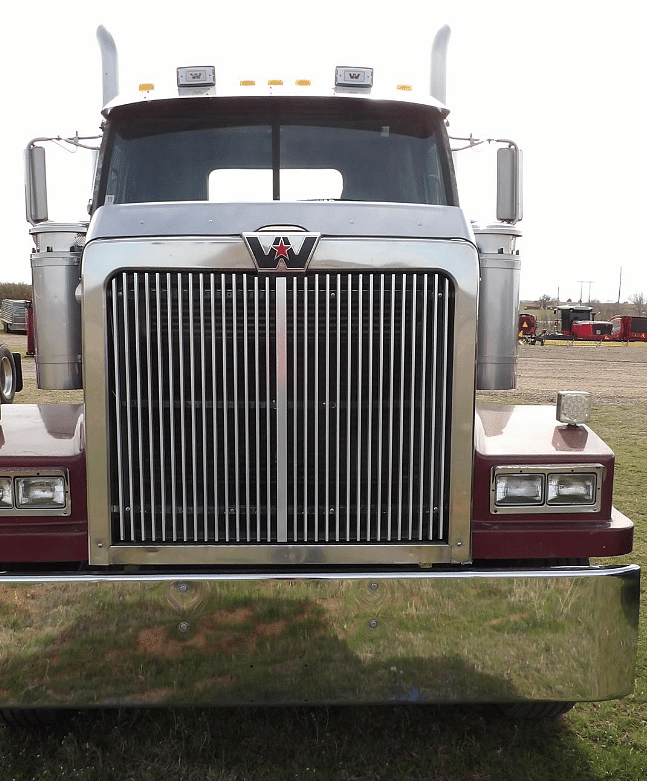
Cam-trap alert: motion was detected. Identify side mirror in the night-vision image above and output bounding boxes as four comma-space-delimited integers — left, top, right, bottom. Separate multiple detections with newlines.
25, 143, 48, 225
496, 143, 523, 224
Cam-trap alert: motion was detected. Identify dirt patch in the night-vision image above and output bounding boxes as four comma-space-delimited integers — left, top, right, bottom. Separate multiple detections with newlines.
478, 343, 647, 406
137, 625, 208, 659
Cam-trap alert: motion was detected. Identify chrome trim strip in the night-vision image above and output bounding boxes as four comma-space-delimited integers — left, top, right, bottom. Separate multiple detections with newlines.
324, 274, 330, 542
199, 275, 208, 542
314, 275, 320, 540
255, 277, 261, 540
111, 277, 125, 539
418, 274, 429, 540
303, 277, 309, 542
221, 274, 230, 541
276, 277, 288, 543
356, 274, 364, 541
0, 565, 638, 708
110, 543, 452, 566
439, 276, 449, 540
335, 274, 341, 539
366, 274, 375, 540
264, 276, 272, 540
407, 274, 417, 539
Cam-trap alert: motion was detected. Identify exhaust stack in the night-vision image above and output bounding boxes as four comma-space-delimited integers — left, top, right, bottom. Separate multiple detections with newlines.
97, 25, 119, 107
430, 25, 451, 105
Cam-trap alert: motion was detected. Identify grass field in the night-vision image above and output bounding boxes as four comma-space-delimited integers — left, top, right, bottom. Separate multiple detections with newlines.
0, 352, 645, 778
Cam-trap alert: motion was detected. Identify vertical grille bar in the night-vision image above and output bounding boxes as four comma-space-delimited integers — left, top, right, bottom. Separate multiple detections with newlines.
155, 274, 166, 542
256, 277, 263, 541
111, 276, 126, 541
209, 274, 219, 542
276, 277, 288, 543
355, 274, 363, 541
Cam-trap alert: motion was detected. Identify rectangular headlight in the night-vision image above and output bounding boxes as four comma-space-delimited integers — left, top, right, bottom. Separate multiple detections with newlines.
0, 477, 13, 508
547, 473, 597, 506
494, 474, 544, 506
16, 476, 67, 509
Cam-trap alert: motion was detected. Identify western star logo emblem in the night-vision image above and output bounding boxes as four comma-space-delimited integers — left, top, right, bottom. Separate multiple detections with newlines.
243, 232, 320, 271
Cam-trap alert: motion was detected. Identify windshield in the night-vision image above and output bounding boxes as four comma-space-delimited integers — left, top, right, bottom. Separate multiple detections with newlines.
100, 97, 455, 207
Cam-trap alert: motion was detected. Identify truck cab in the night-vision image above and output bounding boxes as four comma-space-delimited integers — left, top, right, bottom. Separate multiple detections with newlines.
0, 27, 638, 720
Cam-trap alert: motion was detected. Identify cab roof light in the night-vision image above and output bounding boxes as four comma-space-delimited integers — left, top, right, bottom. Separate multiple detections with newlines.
177, 66, 216, 96
268, 79, 284, 86
139, 83, 154, 92
335, 66, 373, 89
240, 80, 256, 86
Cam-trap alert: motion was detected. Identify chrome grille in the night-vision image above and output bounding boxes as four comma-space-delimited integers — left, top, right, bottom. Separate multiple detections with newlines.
106, 271, 453, 547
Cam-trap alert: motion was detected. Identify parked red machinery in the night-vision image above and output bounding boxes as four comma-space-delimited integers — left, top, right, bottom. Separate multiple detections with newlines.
570, 320, 613, 341
551, 306, 647, 342
610, 315, 647, 342
518, 313, 545, 344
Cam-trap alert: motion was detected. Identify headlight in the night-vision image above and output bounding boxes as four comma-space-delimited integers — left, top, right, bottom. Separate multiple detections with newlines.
16, 476, 67, 509
547, 473, 596, 506
491, 465, 602, 514
494, 474, 544, 506
0, 471, 70, 515
0, 477, 13, 508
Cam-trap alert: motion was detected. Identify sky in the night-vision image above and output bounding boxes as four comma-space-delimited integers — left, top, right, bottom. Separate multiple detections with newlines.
2, 0, 645, 304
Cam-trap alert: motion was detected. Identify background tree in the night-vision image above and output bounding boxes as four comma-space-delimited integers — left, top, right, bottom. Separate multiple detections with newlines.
538, 293, 552, 309
629, 292, 646, 316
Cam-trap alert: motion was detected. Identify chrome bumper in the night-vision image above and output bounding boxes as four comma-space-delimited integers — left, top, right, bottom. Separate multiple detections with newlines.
0, 564, 639, 708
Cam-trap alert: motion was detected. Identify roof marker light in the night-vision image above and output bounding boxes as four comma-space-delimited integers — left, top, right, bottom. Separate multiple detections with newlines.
295, 79, 311, 86
139, 83, 154, 92
397, 84, 413, 91
268, 79, 284, 86
240, 80, 256, 86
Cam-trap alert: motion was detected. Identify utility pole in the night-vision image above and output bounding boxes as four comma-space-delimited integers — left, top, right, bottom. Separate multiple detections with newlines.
617, 267, 622, 304
578, 280, 593, 304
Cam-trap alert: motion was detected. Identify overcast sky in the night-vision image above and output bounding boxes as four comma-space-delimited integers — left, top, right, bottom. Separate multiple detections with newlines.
2, 0, 645, 303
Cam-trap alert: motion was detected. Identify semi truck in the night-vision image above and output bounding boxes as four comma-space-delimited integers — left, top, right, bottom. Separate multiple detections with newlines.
1, 299, 29, 334
610, 315, 647, 342
0, 26, 638, 725
552, 306, 647, 342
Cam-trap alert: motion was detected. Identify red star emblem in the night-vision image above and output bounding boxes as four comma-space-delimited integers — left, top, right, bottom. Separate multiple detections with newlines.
272, 237, 291, 261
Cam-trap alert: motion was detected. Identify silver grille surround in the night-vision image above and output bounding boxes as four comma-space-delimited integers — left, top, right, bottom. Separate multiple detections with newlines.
83, 235, 478, 565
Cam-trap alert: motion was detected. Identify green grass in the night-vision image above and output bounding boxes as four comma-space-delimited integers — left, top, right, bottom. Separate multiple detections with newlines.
0, 407, 645, 780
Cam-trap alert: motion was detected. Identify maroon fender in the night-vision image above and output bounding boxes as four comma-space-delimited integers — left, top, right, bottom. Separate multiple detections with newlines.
0, 404, 87, 562
472, 404, 632, 559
